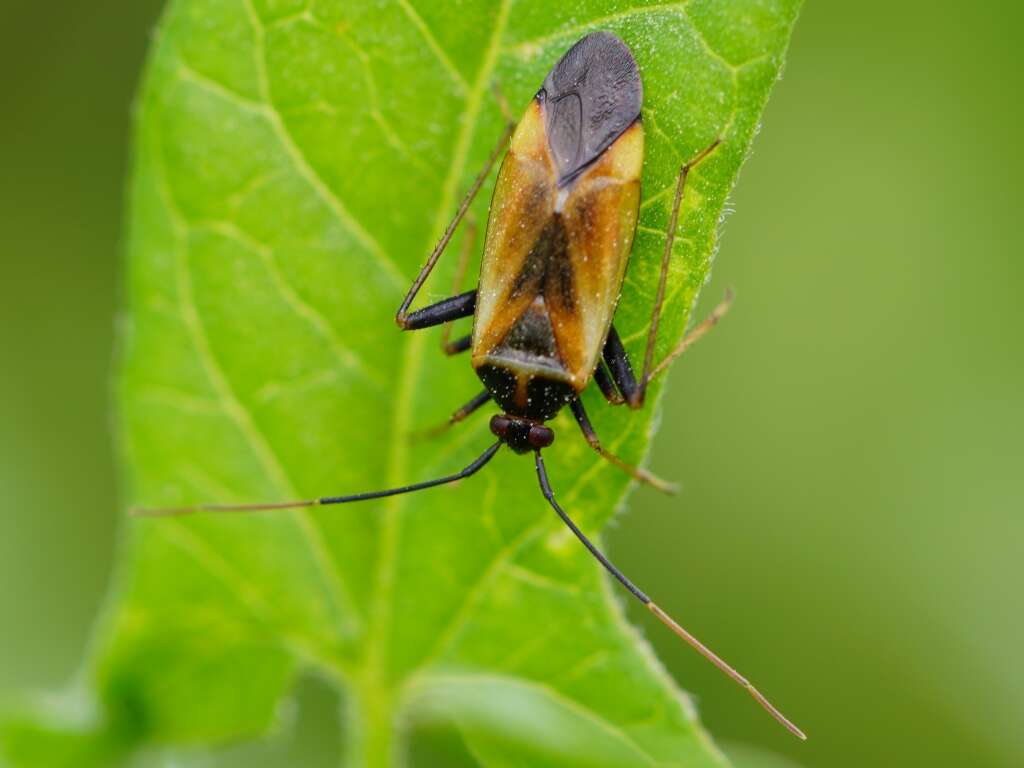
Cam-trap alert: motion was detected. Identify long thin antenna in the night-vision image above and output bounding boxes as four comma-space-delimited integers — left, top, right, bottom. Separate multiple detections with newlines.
132, 442, 502, 518
533, 451, 806, 741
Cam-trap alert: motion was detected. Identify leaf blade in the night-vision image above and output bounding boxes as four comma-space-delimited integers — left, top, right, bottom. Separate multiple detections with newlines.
1, 1, 801, 765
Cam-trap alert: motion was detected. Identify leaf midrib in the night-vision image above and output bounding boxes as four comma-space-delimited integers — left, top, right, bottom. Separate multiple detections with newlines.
360, 0, 513, 713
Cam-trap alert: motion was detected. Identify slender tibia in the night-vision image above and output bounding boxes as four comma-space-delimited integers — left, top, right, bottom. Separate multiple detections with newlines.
647, 289, 733, 383
533, 452, 806, 741
569, 399, 678, 494
132, 442, 502, 518
396, 122, 515, 327
636, 138, 723, 406
491, 80, 515, 124
604, 291, 732, 410
439, 216, 478, 354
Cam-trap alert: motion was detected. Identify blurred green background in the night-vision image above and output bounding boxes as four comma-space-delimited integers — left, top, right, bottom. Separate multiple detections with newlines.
1, 2, 1020, 767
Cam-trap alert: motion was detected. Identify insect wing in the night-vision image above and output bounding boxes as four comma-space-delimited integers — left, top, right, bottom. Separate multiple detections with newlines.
473, 31, 645, 390
553, 123, 643, 385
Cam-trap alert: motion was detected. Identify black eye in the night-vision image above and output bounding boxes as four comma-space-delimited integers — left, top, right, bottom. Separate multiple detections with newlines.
528, 425, 554, 448
490, 415, 511, 438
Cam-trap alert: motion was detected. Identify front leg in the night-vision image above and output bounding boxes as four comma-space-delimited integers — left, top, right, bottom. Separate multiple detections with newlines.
400, 290, 477, 330
395, 121, 515, 328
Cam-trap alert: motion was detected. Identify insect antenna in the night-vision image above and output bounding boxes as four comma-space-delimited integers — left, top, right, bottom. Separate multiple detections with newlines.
533, 451, 807, 741
132, 442, 501, 518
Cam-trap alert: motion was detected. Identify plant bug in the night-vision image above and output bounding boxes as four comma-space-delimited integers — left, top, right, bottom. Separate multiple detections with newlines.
136, 31, 805, 740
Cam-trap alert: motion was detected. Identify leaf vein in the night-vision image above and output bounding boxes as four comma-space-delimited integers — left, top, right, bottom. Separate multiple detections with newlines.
153, 134, 363, 640
410, 522, 546, 673
241, 0, 407, 289
197, 219, 388, 388
504, 1, 691, 55
332, 22, 440, 179
157, 521, 349, 676
367, 0, 513, 696
395, 0, 471, 94
419, 673, 661, 766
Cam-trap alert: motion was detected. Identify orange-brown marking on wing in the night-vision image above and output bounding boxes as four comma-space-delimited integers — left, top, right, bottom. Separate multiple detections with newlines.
473, 106, 644, 394
551, 122, 644, 386
473, 100, 558, 363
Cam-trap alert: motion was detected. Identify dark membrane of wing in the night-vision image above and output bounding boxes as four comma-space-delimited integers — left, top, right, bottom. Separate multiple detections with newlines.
539, 31, 643, 186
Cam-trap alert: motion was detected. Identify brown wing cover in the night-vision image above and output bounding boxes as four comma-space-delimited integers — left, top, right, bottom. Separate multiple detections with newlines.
472, 99, 644, 393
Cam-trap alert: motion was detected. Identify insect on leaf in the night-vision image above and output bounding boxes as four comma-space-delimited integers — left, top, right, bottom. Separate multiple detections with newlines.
1, 0, 801, 765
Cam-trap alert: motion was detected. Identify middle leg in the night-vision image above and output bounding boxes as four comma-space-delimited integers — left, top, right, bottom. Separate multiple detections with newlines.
610, 141, 724, 411
600, 291, 732, 412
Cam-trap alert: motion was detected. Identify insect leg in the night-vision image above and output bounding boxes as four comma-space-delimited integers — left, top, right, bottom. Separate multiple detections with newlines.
444, 390, 492, 427
569, 399, 678, 494
417, 390, 492, 439
533, 451, 806, 741
401, 290, 476, 330
646, 289, 733, 383
602, 325, 642, 409
593, 361, 625, 405
132, 442, 502, 518
443, 334, 473, 356
635, 138, 722, 406
604, 289, 732, 409
396, 121, 515, 328
491, 80, 516, 124
439, 216, 478, 355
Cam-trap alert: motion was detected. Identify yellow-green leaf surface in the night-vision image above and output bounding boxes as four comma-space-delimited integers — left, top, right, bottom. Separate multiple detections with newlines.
2, 1, 799, 766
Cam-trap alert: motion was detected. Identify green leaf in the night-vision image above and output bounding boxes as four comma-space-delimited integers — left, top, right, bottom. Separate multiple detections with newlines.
2, 0, 799, 765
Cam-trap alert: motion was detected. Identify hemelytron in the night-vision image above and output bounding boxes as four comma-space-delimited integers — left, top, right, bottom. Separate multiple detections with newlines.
137, 31, 805, 740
